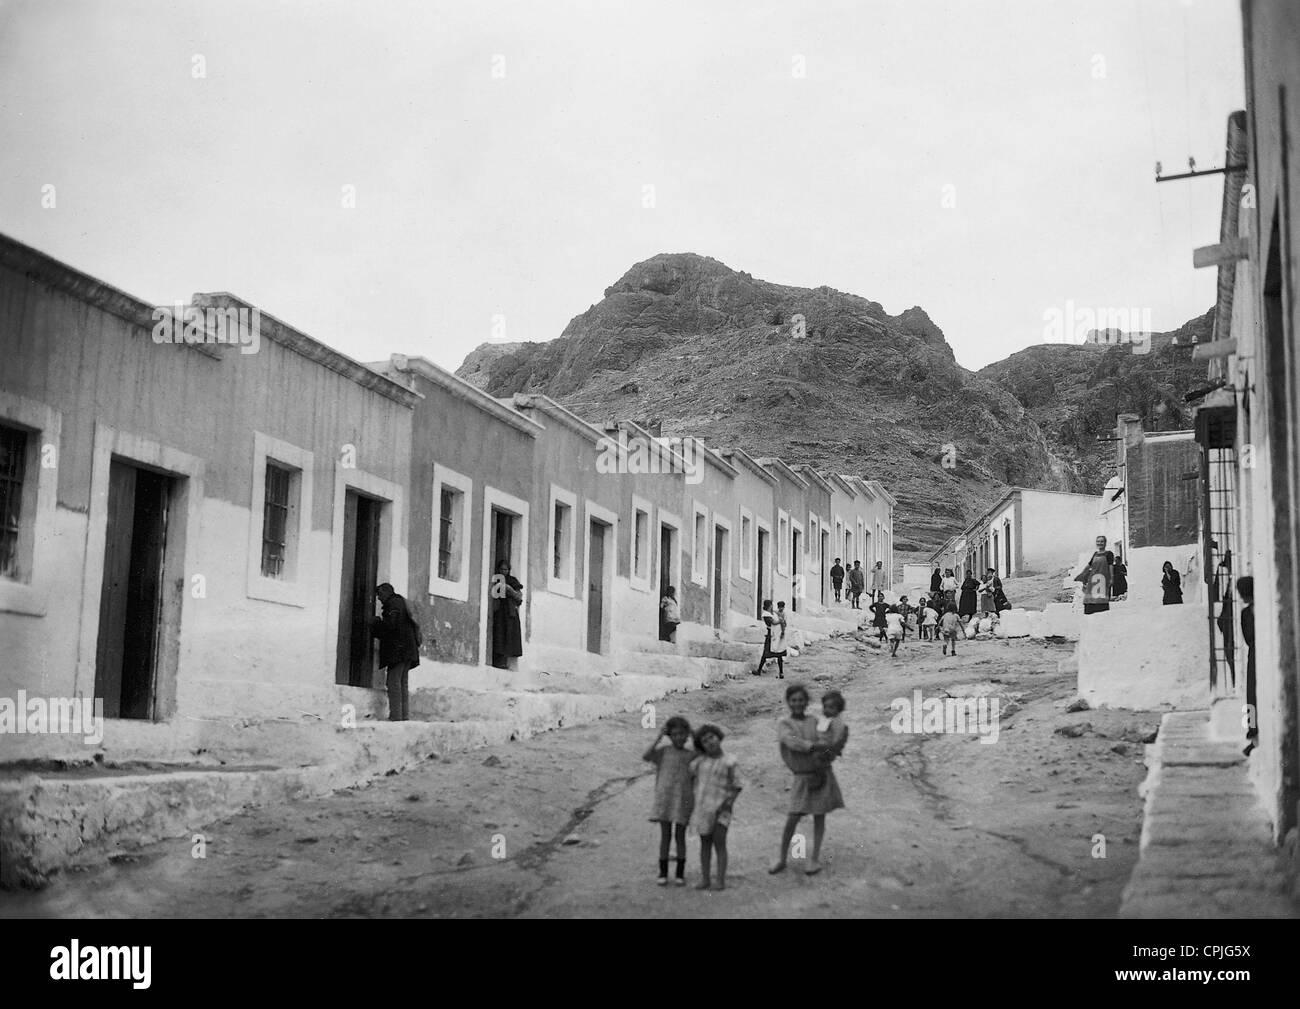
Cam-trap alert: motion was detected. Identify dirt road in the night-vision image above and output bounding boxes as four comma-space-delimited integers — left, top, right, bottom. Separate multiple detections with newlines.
2, 631, 1156, 918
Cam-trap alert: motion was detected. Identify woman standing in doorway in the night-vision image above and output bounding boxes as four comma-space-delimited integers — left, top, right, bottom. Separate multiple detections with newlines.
491, 559, 524, 668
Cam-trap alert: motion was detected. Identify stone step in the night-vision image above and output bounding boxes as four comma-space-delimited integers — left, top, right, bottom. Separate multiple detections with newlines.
0, 717, 517, 888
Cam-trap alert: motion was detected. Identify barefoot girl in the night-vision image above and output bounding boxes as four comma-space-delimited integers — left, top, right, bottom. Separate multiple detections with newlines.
690, 724, 742, 890
642, 715, 694, 885
771, 683, 843, 876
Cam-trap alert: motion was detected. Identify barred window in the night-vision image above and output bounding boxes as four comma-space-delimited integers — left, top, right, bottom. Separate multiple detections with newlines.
0, 424, 27, 578
261, 462, 292, 578
438, 487, 455, 579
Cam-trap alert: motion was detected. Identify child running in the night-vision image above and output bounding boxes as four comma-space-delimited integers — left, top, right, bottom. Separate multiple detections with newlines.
690, 723, 742, 891
940, 602, 961, 656
870, 595, 889, 641
885, 605, 904, 656
922, 599, 938, 641
642, 716, 694, 885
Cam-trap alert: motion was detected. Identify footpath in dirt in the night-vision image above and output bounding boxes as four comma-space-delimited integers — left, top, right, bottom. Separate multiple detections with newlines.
2, 630, 1157, 918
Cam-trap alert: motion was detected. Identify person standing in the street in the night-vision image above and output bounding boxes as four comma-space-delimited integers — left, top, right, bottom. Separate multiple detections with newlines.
1162, 561, 1184, 605
958, 571, 979, 620
1112, 548, 1129, 600
870, 560, 887, 599
1075, 536, 1114, 614
371, 583, 422, 722
930, 566, 943, 595
753, 599, 787, 677
848, 561, 865, 609
643, 715, 694, 886
830, 558, 845, 603
690, 724, 741, 891
1238, 576, 1257, 755
978, 571, 995, 617
771, 683, 842, 877
940, 602, 961, 656
942, 568, 959, 608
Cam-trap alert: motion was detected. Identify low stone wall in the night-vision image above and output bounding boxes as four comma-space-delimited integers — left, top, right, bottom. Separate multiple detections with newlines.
1077, 602, 1209, 710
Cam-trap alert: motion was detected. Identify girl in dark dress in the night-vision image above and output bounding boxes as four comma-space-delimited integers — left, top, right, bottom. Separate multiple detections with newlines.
958, 574, 979, 619
491, 560, 524, 668
1162, 561, 1183, 605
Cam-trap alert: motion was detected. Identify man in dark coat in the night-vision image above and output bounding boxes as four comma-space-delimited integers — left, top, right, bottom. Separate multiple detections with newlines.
371, 582, 421, 721
830, 558, 845, 602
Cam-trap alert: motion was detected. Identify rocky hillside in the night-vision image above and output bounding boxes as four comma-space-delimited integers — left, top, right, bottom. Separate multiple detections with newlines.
457, 253, 1208, 565
977, 310, 1213, 492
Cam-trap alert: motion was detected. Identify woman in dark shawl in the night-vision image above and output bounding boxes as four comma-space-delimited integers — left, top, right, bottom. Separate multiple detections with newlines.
930, 567, 942, 594
491, 559, 524, 667
1162, 561, 1183, 605
958, 572, 980, 619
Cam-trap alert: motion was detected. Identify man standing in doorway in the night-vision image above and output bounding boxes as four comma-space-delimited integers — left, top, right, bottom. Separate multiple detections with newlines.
372, 583, 422, 721
830, 558, 845, 603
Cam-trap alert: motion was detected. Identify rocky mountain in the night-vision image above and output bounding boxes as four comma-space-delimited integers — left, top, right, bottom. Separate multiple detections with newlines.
457, 253, 1209, 565
976, 310, 1213, 492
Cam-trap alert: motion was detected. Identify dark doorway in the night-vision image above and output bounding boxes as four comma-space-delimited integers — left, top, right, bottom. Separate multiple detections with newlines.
791, 528, 802, 611
658, 524, 672, 640
587, 519, 607, 653
95, 460, 171, 720
711, 525, 725, 629
336, 490, 382, 687
489, 507, 521, 667
820, 529, 829, 603
756, 527, 769, 618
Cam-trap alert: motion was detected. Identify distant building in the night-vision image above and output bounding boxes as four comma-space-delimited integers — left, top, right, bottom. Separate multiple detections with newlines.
930, 487, 1100, 579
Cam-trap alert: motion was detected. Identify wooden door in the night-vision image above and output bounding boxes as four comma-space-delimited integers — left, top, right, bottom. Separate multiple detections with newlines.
587, 520, 605, 654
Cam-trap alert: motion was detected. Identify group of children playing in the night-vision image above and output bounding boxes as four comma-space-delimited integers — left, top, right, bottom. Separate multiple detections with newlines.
863, 592, 966, 656
643, 688, 846, 890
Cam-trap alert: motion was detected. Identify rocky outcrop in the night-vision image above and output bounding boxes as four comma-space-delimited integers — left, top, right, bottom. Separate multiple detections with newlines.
455, 253, 1208, 561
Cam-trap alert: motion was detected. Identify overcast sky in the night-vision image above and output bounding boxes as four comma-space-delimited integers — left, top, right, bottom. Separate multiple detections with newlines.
0, 0, 1244, 373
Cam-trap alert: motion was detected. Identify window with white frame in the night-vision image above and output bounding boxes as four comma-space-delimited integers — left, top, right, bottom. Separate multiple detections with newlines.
631, 497, 652, 589
247, 432, 314, 607
777, 509, 789, 575
738, 507, 754, 580
427, 464, 473, 601
691, 501, 709, 585
547, 484, 577, 596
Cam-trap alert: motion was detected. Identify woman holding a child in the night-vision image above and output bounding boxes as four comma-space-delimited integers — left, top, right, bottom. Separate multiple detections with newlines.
771, 683, 845, 877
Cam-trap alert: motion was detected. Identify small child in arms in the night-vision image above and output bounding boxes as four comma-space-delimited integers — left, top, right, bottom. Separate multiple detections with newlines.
811, 690, 848, 790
